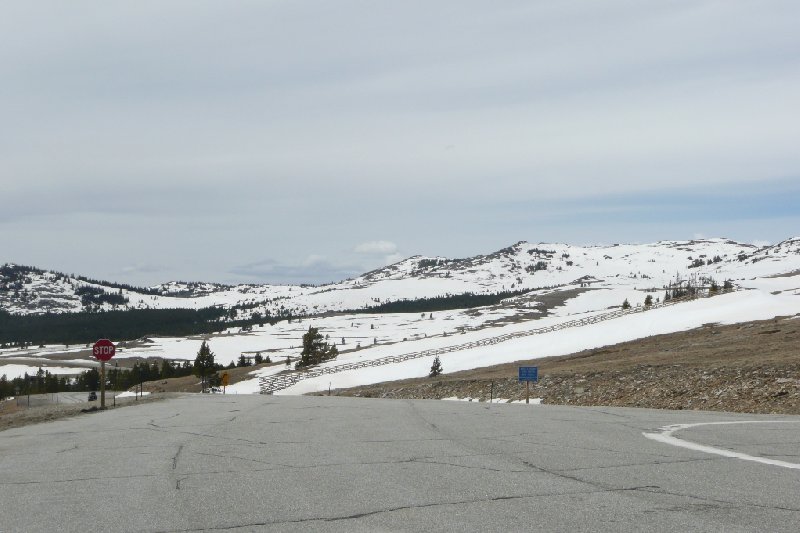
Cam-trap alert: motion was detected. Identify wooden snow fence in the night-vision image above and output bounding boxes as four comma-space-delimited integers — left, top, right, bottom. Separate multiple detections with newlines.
259, 292, 726, 394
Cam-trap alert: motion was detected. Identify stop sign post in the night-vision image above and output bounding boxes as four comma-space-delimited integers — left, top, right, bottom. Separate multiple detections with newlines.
93, 339, 116, 408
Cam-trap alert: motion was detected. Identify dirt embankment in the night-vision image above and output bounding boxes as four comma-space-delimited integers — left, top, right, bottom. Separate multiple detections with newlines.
330, 315, 800, 415
137, 361, 284, 394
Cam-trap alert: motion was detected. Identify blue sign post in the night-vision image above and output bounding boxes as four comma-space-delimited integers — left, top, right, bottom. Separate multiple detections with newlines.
518, 366, 538, 404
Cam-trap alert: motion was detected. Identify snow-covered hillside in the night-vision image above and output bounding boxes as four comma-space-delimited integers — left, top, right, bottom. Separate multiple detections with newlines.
3, 237, 799, 320
3, 237, 800, 390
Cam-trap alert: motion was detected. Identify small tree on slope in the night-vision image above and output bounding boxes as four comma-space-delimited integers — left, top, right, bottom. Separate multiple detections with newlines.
429, 356, 443, 378
193, 340, 216, 391
295, 327, 339, 369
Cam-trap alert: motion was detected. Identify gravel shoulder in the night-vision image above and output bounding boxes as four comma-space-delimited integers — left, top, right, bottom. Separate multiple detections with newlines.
330, 314, 800, 414
0, 393, 174, 432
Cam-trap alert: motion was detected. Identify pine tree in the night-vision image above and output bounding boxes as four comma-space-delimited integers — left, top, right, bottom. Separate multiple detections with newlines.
622, 298, 631, 310
161, 359, 174, 379
84, 368, 100, 390
0, 374, 9, 400
429, 356, 443, 377
296, 327, 339, 369
193, 341, 216, 391
644, 294, 653, 307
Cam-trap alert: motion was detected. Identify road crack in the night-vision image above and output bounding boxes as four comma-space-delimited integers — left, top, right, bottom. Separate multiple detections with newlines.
172, 444, 184, 469
160, 485, 658, 531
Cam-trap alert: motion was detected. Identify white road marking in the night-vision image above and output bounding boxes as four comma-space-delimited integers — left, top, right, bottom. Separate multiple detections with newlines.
643, 421, 800, 470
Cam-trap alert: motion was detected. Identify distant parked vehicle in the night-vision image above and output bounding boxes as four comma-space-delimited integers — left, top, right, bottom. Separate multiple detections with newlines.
88, 391, 97, 402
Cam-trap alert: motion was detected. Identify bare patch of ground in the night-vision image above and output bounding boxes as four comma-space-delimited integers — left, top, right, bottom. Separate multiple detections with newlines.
462, 287, 592, 329
137, 361, 284, 394
330, 315, 800, 414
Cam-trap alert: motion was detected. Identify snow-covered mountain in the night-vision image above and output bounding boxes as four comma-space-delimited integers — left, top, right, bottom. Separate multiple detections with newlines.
2, 237, 800, 389
2, 237, 800, 320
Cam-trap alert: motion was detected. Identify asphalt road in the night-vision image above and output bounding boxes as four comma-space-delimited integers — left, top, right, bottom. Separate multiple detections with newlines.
1, 395, 798, 532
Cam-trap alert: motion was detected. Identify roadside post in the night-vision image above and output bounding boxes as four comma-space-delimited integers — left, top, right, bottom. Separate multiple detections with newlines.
221, 372, 229, 394
92, 339, 116, 409
518, 366, 539, 404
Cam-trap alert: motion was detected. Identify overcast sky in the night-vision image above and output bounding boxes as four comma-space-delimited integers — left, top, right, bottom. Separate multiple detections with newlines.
1, 1, 798, 286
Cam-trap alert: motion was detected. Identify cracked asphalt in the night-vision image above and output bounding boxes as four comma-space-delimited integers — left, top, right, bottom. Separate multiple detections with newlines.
1, 395, 799, 532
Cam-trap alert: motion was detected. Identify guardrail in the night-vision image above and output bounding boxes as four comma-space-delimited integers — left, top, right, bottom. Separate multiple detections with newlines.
259, 291, 724, 394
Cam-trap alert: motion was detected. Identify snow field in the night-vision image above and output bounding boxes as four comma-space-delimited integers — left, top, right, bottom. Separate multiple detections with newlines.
443, 397, 542, 404
274, 289, 800, 395
0, 364, 88, 380
115, 391, 150, 398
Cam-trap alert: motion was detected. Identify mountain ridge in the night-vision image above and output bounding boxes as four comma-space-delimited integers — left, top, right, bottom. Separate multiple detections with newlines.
2, 237, 799, 320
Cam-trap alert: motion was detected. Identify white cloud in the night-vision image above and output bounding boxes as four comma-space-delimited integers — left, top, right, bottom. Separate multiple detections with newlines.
354, 241, 398, 255
230, 256, 363, 285
383, 253, 404, 265
302, 254, 328, 266
120, 263, 165, 275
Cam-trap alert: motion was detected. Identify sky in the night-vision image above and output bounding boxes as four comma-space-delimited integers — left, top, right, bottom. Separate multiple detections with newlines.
1, 1, 799, 286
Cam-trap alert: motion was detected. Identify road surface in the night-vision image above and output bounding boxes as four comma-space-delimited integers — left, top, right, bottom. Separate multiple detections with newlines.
1, 395, 798, 532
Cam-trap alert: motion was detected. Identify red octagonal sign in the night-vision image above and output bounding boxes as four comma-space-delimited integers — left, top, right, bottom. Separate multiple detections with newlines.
93, 339, 116, 361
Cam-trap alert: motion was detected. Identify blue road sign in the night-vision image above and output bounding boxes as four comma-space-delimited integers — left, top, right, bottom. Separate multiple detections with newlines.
518, 366, 538, 382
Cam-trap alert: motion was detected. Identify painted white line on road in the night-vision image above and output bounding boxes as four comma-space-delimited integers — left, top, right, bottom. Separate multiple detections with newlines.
644, 421, 800, 470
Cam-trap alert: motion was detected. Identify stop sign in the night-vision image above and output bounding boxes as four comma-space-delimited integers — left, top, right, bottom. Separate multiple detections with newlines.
93, 339, 116, 361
